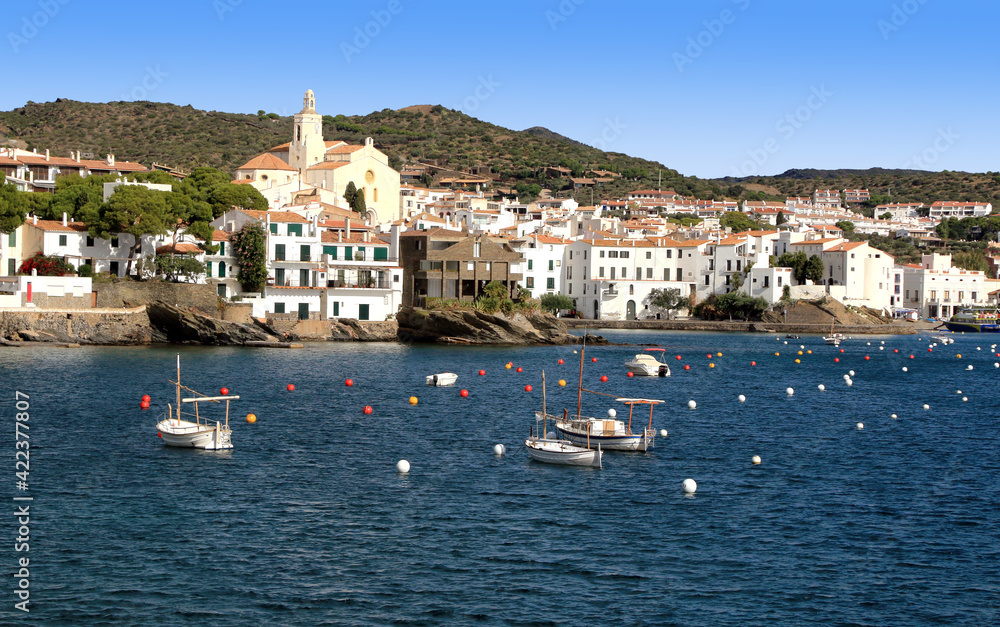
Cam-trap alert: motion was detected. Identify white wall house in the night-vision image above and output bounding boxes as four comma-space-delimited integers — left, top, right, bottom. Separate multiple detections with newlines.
510, 234, 568, 298
901, 253, 987, 318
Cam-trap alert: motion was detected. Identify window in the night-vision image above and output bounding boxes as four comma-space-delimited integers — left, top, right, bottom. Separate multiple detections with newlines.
777, 276, 783, 287
474, 241, 481, 257
894, 285, 900, 294
270, 223, 278, 235
546, 278, 555, 290
300, 245, 310, 261
959, 291, 964, 300
415, 240, 422, 251
7, 232, 14, 246
895, 274, 900, 284
548, 260, 554, 271
629, 284, 634, 295
526, 277, 534, 288
609, 251, 618, 258
704, 275, 710, 286
86, 236, 94, 247
218, 242, 225, 256
972, 291, 978, 301
59, 235, 67, 246
621, 267, 627, 278
726, 259, 732, 271
676, 268, 682, 281
764, 276, 770, 288
599, 267, 604, 278
944, 290, 950, 301
583, 250, 587, 260
333, 301, 339, 316
567, 267, 572, 279
275, 244, 286, 261
709, 259, 714, 271
930, 290, 936, 300
374, 247, 388, 261
620, 251, 629, 259
274, 303, 285, 314
646, 268, 653, 279
725, 275, 731, 286
207, 261, 212, 275
219, 262, 226, 278
287, 224, 303, 236
111, 237, 119, 248
568, 283, 572, 294
646, 251, 652, 259
569, 251, 573, 260
528, 259, 533, 271
736, 260, 741, 271
666, 250, 672, 258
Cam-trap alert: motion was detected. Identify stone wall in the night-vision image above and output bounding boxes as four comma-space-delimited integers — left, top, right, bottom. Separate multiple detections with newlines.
94, 282, 220, 317
222, 303, 254, 324
0, 307, 154, 344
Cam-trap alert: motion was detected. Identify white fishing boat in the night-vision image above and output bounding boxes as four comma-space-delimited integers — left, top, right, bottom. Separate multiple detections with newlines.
553, 398, 661, 452
932, 334, 954, 344
524, 371, 602, 468
624, 348, 671, 377
425, 372, 459, 386
823, 319, 845, 346
155, 356, 238, 450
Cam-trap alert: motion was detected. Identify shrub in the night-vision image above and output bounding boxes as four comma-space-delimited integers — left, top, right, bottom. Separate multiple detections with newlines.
18, 252, 73, 276
77, 263, 94, 277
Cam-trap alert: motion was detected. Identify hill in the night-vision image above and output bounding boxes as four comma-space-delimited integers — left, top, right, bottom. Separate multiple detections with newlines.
3, 99, 999, 209
716, 168, 1000, 209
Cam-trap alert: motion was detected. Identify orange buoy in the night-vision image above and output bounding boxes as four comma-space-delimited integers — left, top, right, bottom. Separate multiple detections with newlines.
558, 379, 566, 386
220, 387, 229, 396
600, 375, 608, 382
362, 405, 373, 414
709, 363, 716, 368
460, 389, 469, 397
409, 396, 418, 405
524, 385, 533, 392
345, 379, 353, 387
506, 363, 512, 370
775, 352, 780, 356
141, 394, 151, 403
246, 413, 257, 423
286, 384, 295, 391
479, 370, 486, 376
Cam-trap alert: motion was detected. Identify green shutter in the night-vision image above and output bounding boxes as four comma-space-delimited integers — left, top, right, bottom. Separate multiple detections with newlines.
374, 247, 388, 261
333, 301, 339, 316
274, 302, 285, 314
269, 223, 278, 234
548, 260, 553, 271
275, 244, 285, 261
345, 246, 352, 260
219, 262, 226, 278
206, 262, 212, 275
288, 224, 302, 236
323, 245, 337, 256
528, 259, 533, 270
300, 244, 310, 261
8, 231, 15, 246
218, 242, 225, 255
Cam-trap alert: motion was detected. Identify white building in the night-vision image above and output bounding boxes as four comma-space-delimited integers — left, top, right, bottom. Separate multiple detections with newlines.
901, 253, 987, 318
510, 233, 568, 298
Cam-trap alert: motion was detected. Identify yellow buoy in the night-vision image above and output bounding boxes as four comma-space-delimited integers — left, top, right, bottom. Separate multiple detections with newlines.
709, 363, 715, 368
795, 358, 801, 364
797, 350, 803, 355
807, 350, 812, 354
246, 413, 257, 423
775, 352, 780, 356
716, 352, 722, 357
409, 396, 418, 405
505, 363, 512, 369
956, 354, 962, 359
558, 379, 567, 387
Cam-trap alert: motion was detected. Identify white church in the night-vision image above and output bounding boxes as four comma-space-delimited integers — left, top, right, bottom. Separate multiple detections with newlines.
234, 90, 401, 225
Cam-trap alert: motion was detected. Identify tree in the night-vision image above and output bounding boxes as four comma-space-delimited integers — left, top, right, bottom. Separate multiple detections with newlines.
88, 185, 171, 277
343, 181, 366, 214
775, 210, 787, 226
878, 212, 892, 220
231, 222, 268, 293
647, 288, 684, 318
207, 182, 267, 216
719, 211, 760, 233
805, 254, 824, 283
540, 293, 574, 315
154, 255, 206, 282
0, 182, 28, 233
775, 251, 808, 283
835, 220, 855, 233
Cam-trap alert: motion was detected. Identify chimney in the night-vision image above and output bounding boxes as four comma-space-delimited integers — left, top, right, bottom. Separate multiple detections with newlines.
45, 149, 50, 161
338, 230, 342, 242
345, 218, 351, 239
107, 154, 115, 166
75, 150, 80, 163
33, 215, 37, 225
62, 212, 67, 227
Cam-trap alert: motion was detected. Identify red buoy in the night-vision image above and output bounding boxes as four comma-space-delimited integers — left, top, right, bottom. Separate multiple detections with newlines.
864, 356, 870, 361
516, 367, 523, 373
141, 394, 151, 403
600, 375, 608, 382
750, 361, 756, 366
834, 357, 840, 362
220, 387, 229, 396
345, 379, 353, 387
683, 365, 690, 370
478, 370, 486, 376
627, 372, 634, 378
460, 389, 469, 398
928, 348, 933, 352
558, 359, 564, 365
362, 405, 373, 415
894, 349, 899, 353
157, 432, 162, 437
676, 355, 682, 360
524, 385, 533, 392
286, 384, 295, 391
909, 355, 915, 359
706, 354, 712, 359
840, 349, 845, 353
591, 357, 597, 362
140, 400, 150, 409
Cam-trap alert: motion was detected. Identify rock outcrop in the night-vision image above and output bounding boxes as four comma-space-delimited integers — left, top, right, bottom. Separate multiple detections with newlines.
395, 306, 603, 345
145, 301, 278, 345
0, 307, 155, 345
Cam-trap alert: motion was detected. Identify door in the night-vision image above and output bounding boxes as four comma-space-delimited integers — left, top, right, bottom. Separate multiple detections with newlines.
627, 300, 636, 320
359, 303, 370, 321
299, 268, 309, 287
275, 268, 285, 286
298, 303, 309, 320
109, 261, 119, 276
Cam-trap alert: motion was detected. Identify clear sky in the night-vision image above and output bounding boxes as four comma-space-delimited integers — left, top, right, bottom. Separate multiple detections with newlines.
3, 0, 997, 178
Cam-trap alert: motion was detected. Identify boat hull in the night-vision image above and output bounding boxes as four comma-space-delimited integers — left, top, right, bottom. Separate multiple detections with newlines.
943, 321, 1000, 333
524, 439, 602, 467
623, 362, 670, 377
555, 425, 654, 451
426, 373, 459, 386
156, 419, 232, 450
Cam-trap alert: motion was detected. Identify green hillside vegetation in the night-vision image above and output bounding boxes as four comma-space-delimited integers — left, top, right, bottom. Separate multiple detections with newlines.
720, 168, 1000, 211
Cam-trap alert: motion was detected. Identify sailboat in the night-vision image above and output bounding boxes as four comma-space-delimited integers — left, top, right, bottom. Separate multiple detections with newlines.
155, 355, 239, 450
553, 337, 662, 451
524, 371, 602, 468
823, 318, 845, 346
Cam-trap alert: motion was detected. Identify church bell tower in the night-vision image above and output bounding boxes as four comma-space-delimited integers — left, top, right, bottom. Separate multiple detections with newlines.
289, 89, 324, 175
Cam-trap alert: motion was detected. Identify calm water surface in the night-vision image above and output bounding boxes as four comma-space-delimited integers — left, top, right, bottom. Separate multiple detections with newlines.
2, 330, 998, 625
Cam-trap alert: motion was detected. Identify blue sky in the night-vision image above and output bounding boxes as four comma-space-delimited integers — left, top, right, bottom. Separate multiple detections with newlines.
3, 0, 997, 179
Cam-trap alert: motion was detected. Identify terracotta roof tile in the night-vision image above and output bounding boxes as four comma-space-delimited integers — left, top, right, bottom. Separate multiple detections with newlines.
28, 219, 88, 233
236, 153, 296, 172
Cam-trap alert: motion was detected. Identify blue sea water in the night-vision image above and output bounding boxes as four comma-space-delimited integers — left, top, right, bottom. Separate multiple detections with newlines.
2, 330, 999, 625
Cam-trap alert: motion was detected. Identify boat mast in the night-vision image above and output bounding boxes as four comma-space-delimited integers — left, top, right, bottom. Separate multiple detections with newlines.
541, 370, 547, 439
576, 332, 586, 419
175, 354, 181, 423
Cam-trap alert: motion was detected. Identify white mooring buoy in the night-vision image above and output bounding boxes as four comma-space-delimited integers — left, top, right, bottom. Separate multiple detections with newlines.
902, 367, 908, 372
688, 400, 697, 409
493, 444, 506, 456
396, 459, 410, 473
849, 370, 855, 376
659, 429, 668, 437
962, 397, 968, 402
845, 379, 853, 387
786, 387, 794, 396
818, 384, 826, 391
891, 414, 898, 419
682, 478, 697, 494
856, 422, 864, 430
738, 394, 746, 403
922, 404, 930, 410
751, 455, 762, 465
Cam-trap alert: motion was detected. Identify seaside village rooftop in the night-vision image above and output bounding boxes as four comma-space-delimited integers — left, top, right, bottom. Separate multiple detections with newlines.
2, 90, 999, 323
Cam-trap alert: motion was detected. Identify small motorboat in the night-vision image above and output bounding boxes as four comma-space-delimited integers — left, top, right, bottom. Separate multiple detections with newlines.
426, 372, 458, 386
624, 348, 670, 377
785, 334, 801, 339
